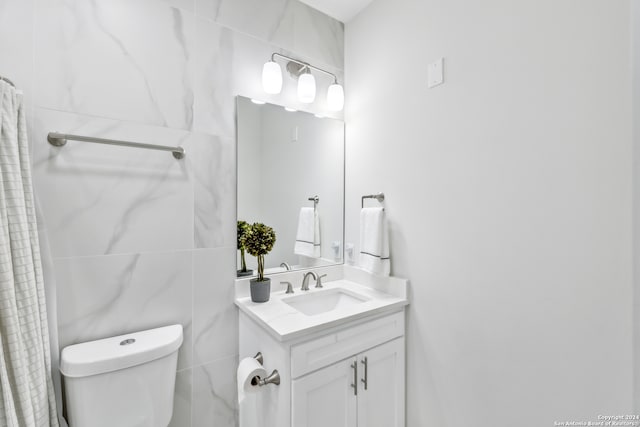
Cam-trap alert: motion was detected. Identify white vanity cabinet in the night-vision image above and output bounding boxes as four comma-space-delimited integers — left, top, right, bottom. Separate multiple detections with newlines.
292, 337, 405, 427
291, 357, 357, 427
238, 308, 406, 427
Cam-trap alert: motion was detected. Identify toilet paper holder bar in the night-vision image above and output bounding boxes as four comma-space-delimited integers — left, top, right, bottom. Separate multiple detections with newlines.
255, 370, 281, 387
252, 352, 281, 387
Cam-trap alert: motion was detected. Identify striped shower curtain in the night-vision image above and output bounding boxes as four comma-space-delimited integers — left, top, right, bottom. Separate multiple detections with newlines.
0, 81, 59, 426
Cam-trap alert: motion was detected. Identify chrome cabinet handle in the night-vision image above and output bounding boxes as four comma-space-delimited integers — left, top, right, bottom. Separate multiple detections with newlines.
350, 361, 358, 396
360, 357, 368, 390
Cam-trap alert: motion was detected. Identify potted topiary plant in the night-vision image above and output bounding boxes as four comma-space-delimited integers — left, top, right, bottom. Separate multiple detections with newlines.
241, 222, 276, 303
237, 220, 253, 277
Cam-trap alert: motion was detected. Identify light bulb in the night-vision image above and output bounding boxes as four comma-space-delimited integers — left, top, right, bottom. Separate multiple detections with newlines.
327, 83, 344, 111
297, 72, 316, 103
262, 61, 282, 94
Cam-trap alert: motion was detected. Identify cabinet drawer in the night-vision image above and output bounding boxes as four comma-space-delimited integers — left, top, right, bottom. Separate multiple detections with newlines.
291, 311, 404, 379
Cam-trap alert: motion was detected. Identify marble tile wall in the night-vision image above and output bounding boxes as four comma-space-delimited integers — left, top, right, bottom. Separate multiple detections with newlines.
0, 0, 343, 425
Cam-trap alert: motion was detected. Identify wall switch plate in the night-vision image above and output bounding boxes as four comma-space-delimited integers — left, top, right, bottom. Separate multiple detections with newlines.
428, 58, 444, 88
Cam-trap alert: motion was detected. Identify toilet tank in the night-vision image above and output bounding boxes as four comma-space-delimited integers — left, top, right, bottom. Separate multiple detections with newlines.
60, 324, 183, 427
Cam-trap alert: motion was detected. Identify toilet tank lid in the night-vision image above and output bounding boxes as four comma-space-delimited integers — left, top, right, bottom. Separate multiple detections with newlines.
60, 324, 183, 378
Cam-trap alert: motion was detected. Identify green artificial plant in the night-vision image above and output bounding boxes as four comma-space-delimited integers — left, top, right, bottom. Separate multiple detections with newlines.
241, 222, 276, 282
237, 220, 251, 272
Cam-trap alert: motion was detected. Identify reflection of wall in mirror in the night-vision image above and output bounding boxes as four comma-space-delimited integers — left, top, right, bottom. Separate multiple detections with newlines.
237, 99, 344, 272
237, 100, 262, 234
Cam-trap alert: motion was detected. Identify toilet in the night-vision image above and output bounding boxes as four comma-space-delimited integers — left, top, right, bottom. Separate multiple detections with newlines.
60, 324, 183, 427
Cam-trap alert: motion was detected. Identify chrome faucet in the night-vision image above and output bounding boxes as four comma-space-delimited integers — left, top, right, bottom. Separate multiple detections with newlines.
301, 271, 317, 291
280, 262, 292, 271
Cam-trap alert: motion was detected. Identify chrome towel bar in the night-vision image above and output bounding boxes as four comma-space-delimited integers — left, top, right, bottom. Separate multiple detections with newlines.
0, 75, 16, 88
47, 132, 186, 160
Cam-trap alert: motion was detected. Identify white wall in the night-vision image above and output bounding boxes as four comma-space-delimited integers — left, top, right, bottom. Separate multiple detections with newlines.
346, 0, 633, 425
237, 98, 264, 232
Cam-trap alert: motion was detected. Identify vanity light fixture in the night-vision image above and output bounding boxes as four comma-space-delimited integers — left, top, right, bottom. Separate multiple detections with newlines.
261, 53, 344, 111
297, 70, 316, 104
327, 82, 344, 111
262, 60, 283, 94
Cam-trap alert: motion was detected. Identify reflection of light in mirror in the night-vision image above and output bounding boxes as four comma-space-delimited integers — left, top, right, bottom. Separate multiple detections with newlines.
251, 99, 266, 105
314, 114, 324, 119
284, 107, 297, 112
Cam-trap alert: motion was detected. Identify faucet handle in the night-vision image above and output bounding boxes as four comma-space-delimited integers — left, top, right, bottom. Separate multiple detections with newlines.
282, 281, 294, 294
315, 274, 327, 288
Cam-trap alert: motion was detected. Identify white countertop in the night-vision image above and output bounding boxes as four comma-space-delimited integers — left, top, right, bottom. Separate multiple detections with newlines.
235, 278, 408, 341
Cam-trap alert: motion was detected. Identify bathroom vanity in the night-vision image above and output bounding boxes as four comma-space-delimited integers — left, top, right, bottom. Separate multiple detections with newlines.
236, 265, 408, 427
235, 95, 406, 426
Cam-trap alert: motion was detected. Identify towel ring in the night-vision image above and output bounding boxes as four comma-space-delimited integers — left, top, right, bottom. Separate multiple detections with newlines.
308, 195, 319, 211
361, 193, 385, 209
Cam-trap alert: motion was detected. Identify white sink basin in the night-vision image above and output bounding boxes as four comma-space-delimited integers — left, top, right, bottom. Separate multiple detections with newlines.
282, 288, 370, 316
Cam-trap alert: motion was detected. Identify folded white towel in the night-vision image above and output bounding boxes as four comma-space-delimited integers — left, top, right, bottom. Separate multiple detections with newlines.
359, 207, 390, 276
294, 207, 321, 258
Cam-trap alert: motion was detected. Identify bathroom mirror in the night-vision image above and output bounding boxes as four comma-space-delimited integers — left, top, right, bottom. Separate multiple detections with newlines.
236, 96, 344, 276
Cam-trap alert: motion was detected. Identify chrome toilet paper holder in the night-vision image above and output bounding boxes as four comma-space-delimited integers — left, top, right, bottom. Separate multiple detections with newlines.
251, 352, 280, 387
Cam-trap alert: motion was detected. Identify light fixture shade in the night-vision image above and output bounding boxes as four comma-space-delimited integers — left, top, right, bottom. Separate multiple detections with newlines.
297, 73, 316, 103
262, 61, 282, 94
327, 83, 344, 111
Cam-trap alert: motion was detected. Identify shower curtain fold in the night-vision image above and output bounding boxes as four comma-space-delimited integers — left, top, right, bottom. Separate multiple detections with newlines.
0, 80, 59, 426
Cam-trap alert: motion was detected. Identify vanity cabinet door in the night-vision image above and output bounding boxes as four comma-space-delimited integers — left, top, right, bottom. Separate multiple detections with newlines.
291, 357, 358, 427
357, 338, 405, 427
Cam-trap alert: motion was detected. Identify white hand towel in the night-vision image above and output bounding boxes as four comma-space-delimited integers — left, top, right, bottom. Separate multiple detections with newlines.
359, 207, 390, 276
294, 207, 321, 258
